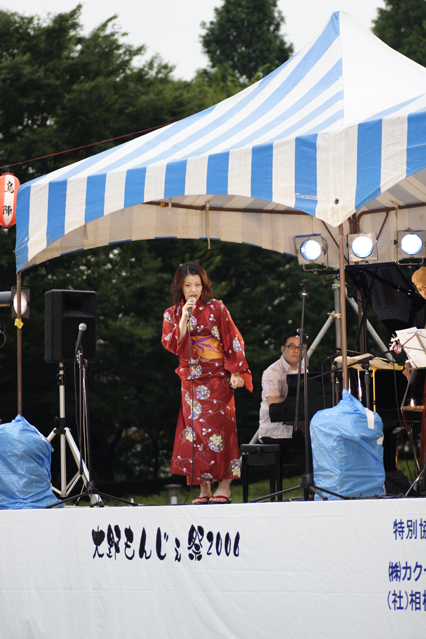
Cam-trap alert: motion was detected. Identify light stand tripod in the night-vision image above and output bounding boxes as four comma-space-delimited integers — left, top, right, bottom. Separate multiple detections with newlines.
254, 279, 347, 502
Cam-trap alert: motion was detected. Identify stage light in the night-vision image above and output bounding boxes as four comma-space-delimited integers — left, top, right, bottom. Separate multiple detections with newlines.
294, 235, 328, 267
351, 235, 374, 259
300, 239, 322, 261
0, 288, 30, 319
11, 287, 30, 319
348, 233, 378, 264
396, 230, 426, 262
0, 291, 11, 317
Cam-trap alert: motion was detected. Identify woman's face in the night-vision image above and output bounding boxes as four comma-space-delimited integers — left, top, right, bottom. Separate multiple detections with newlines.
182, 274, 203, 301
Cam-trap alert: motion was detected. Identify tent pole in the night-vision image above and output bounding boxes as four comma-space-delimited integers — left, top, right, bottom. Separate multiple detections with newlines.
338, 225, 348, 390
333, 275, 342, 352
16, 270, 23, 415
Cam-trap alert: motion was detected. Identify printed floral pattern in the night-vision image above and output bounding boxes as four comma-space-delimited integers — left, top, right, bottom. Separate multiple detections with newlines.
229, 459, 241, 478
185, 392, 202, 419
196, 385, 210, 400
233, 336, 243, 352
183, 427, 196, 443
189, 364, 202, 379
161, 298, 252, 484
208, 433, 225, 452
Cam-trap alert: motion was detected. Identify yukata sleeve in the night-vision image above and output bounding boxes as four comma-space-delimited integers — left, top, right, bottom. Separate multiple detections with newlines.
161, 307, 190, 357
215, 302, 253, 392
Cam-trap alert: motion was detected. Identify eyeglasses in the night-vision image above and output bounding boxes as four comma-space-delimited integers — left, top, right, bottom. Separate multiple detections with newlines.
285, 343, 304, 351
416, 286, 426, 293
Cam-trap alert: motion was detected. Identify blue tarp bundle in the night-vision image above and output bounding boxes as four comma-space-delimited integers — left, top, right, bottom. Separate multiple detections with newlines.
310, 390, 386, 500
0, 415, 62, 509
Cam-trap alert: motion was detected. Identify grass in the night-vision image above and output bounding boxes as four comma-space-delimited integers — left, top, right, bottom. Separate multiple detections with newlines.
67, 458, 424, 507
70, 474, 305, 507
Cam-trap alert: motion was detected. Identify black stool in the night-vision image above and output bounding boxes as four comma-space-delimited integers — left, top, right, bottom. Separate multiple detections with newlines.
240, 443, 282, 502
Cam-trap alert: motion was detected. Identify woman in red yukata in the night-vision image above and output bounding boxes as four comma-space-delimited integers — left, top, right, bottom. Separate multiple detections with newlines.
162, 262, 252, 504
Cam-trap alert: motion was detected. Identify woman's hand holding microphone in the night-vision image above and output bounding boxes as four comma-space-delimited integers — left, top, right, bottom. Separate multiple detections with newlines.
179, 297, 196, 343
183, 296, 196, 320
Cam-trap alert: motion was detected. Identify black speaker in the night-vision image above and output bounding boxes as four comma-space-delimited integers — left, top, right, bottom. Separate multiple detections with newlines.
44, 290, 97, 363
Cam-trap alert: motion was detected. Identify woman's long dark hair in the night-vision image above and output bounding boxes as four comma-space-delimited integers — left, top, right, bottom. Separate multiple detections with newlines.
171, 262, 213, 306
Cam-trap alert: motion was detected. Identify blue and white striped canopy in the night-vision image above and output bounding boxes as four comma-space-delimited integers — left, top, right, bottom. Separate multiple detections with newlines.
15, 11, 426, 271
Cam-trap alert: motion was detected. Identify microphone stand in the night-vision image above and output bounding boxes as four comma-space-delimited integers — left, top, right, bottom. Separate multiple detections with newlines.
364, 362, 372, 409
76, 348, 99, 506
187, 305, 196, 493
330, 358, 339, 406
293, 279, 308, 435
253, 279, 347, 502
47, 329, 140, 508
400, 370, 422, 476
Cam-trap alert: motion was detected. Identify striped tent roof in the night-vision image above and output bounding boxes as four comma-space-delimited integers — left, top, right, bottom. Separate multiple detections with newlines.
15, 11, 426, 272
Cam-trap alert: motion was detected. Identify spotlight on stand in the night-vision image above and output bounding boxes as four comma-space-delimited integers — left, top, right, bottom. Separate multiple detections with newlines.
294, 234, 328, 269
11, 287, 30, 319
0, 288, 30, 320
348, 232, 378, 264
396, 230, 426, 264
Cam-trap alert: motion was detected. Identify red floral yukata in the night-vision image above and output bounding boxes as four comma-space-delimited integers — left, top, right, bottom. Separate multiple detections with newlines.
161, 298, 252, 485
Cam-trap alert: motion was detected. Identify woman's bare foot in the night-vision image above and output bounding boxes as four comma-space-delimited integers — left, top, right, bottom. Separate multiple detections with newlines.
210, 479, 231, 502
192, 481, 212, 504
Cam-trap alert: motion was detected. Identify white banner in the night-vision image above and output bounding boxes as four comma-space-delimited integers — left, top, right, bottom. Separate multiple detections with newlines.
0, 498, 425, 638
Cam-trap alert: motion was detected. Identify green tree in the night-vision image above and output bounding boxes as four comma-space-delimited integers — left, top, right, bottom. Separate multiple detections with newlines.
0, 5, 249, 490
372, 0, 426, 66
0, 5, 389, 492
0, 5, 234, 183
0, 6, 144, 179
200, 0, 293, 82
0, 228, 340, 487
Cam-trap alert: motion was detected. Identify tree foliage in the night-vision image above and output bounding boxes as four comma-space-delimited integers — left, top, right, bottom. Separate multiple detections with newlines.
0, 5, 249, 487
200, 0, 293, 81
372, 0, 426, 66
0, 5, 242, 182
0, 4, 379, 491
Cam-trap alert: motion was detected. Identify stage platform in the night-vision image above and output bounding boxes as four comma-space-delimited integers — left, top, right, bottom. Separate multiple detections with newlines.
0, 498, 425, 639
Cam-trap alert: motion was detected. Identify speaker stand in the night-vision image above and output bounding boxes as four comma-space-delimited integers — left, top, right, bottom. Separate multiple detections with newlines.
47, 362, 101, 504
47, 361, 139, 508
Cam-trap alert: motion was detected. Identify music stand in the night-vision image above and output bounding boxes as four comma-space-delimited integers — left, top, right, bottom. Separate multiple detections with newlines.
396, 327, 426, 369
396, 327, 426, 493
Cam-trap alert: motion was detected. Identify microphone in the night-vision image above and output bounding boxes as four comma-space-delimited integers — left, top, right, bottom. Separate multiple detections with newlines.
75, 323, 87, 352
187, 297, 196, 318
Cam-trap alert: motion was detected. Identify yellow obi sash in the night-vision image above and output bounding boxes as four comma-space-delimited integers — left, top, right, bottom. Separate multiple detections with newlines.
191, 335, 224, 360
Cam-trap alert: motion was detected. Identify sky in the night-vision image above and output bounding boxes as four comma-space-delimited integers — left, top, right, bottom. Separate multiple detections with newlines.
4, 1, 386, 79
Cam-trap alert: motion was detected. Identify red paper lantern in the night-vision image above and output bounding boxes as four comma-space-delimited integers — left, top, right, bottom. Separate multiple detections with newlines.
0, 172, 20, 228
